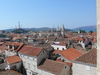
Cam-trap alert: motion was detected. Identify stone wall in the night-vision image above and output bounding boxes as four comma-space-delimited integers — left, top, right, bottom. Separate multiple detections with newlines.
72, 63, 96, 75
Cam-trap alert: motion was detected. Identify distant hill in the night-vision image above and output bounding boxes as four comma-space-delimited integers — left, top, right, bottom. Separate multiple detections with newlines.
1, 25, 97, 32
2, 27, 51, 32
71, 25, 96, 32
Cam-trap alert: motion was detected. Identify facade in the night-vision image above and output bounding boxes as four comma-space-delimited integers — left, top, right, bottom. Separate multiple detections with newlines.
72, 63, 96, 75
5, 55, 22, 71
18, 45, 49, 75
51, 42, 67, 50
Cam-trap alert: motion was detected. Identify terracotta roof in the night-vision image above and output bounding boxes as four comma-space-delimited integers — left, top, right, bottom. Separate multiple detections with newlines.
0, 70, 23, 75
7, 42, 24, 51
19, 45, 43, 56
38, 59, 67, 75
12, 37, 22, 40
56, 59, 72, 66
53, 48, 82, 61
74, 48, 97, 65
73, 37, 85, 43
5, 56, 21, 64
0, 42, 4, 45
0, 45, 7, 53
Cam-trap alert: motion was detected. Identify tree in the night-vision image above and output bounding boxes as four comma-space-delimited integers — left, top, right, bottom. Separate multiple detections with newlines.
89, 30, 93, 34
80, 30, 86, 33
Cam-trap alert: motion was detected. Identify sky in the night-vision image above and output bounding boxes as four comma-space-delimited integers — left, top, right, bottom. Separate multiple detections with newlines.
0, 0, 96, 30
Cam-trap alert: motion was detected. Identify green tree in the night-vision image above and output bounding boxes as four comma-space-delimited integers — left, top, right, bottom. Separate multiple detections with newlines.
89, 30, 93, 34
80, 30, 86, 33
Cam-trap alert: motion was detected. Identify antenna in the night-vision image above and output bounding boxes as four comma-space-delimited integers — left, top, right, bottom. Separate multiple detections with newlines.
18, 21, 20, 29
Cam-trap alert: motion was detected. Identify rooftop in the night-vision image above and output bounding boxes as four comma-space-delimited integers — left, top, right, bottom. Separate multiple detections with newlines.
74, 48, 97, 65
53, 48, 82, 61
38, 59, 67, 75
19, 45, 43, 56
0, 70, 22, 75
5, 56, 21, 64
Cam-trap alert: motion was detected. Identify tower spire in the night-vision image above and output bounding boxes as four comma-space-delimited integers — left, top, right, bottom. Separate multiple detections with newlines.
62, 24, 65, 32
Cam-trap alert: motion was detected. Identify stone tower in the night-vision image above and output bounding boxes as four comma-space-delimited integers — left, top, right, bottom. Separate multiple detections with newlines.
78, 28, 81, 34
62, 24, 65, 32
61, 24, 65, 37
97, 0, 100, 75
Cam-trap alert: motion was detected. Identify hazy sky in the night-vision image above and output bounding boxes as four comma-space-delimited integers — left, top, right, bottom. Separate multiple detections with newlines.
0, 0, 96, 30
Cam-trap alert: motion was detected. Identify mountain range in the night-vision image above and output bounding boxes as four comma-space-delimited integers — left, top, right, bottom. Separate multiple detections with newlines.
2, 25, 96, 32
71, 25, 96, 32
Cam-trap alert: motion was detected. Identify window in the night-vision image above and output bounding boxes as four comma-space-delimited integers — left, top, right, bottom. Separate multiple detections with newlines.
65, 66, 66, 68
62, 48, 64, 50
43, 50, 44, 53
57, 48, 59, 50
62, 59, 65, 62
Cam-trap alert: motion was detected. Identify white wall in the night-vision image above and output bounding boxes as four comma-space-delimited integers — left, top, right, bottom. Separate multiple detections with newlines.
72, 63, 96, 75
51, 45, 66, 50
5, 50, 17, 57
18, 53, 38, 75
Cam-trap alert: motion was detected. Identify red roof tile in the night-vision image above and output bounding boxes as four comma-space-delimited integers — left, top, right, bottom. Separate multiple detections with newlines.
53, 48, 82, 61
7, 42, 24, 51
74, 48, 97, 65
56, 59, 72, 66
38, 59, 67, 74
19, 45, 43, 56
5, 56, 21, 64
0, 45, 7, 53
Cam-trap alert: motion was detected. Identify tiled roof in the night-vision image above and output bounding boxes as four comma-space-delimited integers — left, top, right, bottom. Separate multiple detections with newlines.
73, 44, 88, 54
19, 45, 43, 56
56, 59, 72, 66
0, 45, 7, 53
53, 48, 82, 61
38, 59, 67, 75
7, 42, 24, 51
5, 56, 21, 64
0, 42, 4, 45
13, 37, 22, 40
0, 70, 23, 75
52, 42, 67, 46
74, 48, 97, 65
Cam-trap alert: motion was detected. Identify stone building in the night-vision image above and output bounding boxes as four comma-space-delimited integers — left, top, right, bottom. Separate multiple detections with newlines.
18, 45, 49, 75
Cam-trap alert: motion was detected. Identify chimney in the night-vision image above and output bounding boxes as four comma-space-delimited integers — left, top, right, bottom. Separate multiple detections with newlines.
12, 45, 15, 51
96, 0, 100, 75
8, 45, 10, 50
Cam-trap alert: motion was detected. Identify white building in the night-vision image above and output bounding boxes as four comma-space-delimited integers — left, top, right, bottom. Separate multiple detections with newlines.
51, 42, 67, 50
